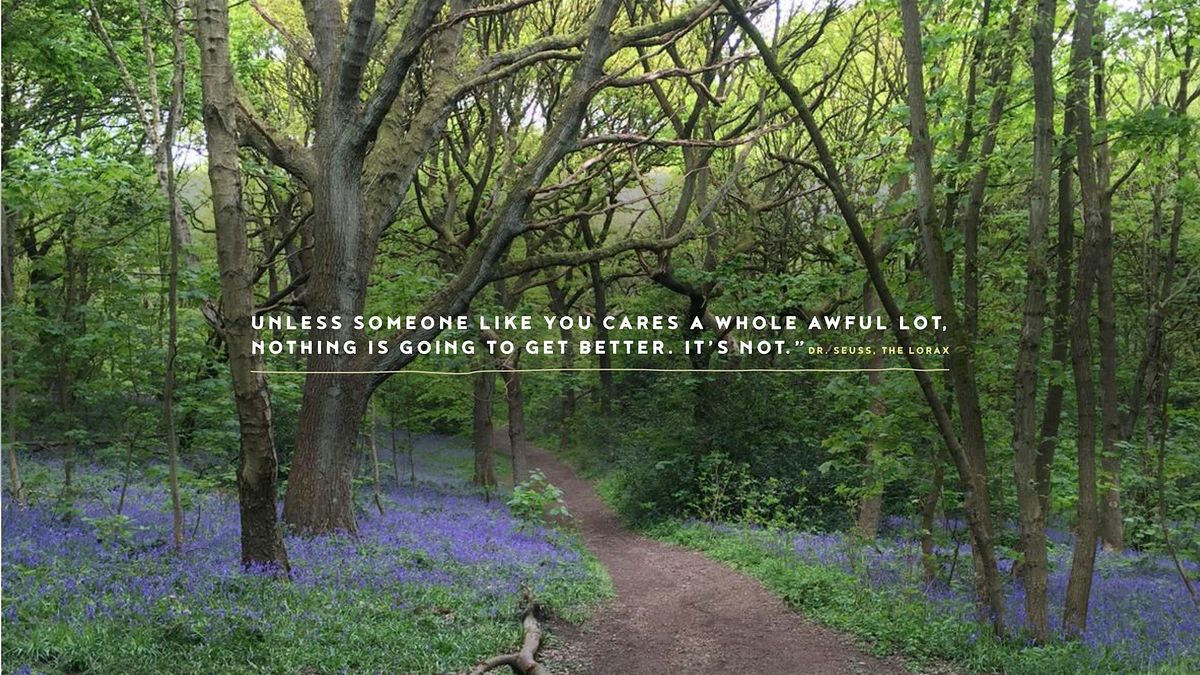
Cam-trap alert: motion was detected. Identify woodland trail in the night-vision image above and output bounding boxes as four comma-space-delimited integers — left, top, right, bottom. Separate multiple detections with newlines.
506, 438, 908, 674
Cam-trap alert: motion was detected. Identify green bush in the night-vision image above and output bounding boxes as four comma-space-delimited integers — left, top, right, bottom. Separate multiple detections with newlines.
507, 470, 570, 527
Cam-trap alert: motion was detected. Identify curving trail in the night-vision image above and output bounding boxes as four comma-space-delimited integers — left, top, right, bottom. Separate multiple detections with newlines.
510, 440, 907, 674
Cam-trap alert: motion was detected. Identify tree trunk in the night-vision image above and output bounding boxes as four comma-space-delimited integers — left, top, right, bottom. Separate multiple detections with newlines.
1, 200, 25, 506
1035, 91, 1078, 520
579, 219, 613, 416
502, 361, 529, 484
722, 0, 1006, 633
473, 369, 497, 488
1063, 0, 1103, 637
369, 405, 385, 515
285, 376, 370, 533
857, 247, 885, 539
897, 0, 1003, 631
1092, 21, 1123, 552
162, 0, 187, 555
390, 411, 402, 486
546, 278, 576, 450
1010, 0, 1056, 641
280, 0, 624, 532
193, 0, 289, 572
920, 455, 945, 585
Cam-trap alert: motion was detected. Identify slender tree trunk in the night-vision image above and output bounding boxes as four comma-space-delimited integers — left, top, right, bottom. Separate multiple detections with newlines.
1, 205, 24, 506
473, 370, 497, 489
897, 0, 1003, 631
1036, 96, 1078, 520
368, 405, 385, 515
546, 279, 576, 450
161, 0, 188, 555
723, 0, 1006, 632
857, 243, 885, 538
1063, 0, 1104, 637
579, 220, 613, 416
193, 0, 289, 572
1011, 0, 1056, 641
390, 411, 401, 486
502, 360, 529, 483
163, 142, 184, 555
920, 455, 945, 585
1092, 20, 1122, 551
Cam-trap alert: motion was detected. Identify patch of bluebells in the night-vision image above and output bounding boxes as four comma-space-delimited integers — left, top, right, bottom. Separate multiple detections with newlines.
709, 518, 1199, 670
1, 445, 592, 671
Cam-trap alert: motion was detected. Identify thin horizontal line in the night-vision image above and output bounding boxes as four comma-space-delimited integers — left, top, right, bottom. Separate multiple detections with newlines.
252, 367, 949, 376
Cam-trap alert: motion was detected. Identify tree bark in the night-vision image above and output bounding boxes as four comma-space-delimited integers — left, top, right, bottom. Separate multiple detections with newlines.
282, 0, 626, 532
162, 0, 187, 555
1035, 91, 1078, 520
502, 359, 529, 484
857, 233, 885, 539
1, 200, 24, 505
473, 369, 497, 489
1092, 18, 1122, 552
896, 0, 1003, 631
1063, 0, 1103, 637
1010, 0, 1056, 641
193, 0, 289, 572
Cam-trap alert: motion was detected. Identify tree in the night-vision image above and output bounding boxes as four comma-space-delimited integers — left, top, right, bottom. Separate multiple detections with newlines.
233, 0, 719, 533
722, 0, 1008, 632
1062, 0, 1104, 637
193, 0, 290, 571
1009, 0, 1056, 643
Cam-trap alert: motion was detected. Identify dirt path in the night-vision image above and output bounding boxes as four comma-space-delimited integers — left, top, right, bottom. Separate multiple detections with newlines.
520, 442, 907, 674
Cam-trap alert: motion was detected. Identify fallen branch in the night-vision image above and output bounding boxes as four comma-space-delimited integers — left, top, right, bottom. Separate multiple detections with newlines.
470, 589, 551, 675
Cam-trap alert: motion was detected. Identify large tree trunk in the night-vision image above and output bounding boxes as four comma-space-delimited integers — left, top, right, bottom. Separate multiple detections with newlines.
281, 0, 624, 533
282, 136, 375, 533
1010, 0, 1056, 642
1063, 0, 1103, 637
193, 0, 289, 571
284, 372, 371, 533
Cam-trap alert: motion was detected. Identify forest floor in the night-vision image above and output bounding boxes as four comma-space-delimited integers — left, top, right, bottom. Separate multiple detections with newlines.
509, 437, 909, 674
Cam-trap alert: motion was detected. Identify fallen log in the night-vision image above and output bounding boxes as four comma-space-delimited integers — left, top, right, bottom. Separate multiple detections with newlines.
469, 589, 551, 675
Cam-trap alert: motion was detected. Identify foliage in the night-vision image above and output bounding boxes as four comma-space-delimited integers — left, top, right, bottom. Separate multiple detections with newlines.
507, 469, 571, 528
654, 520, 1200, 674
1, 454, 611, 674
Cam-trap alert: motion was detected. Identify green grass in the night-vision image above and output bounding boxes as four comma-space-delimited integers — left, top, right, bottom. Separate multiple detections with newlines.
644, 521, 1170, 675
9, 568, 611, 674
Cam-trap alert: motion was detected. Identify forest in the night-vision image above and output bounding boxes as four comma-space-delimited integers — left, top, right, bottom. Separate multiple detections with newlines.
1, 0, 1198, 672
